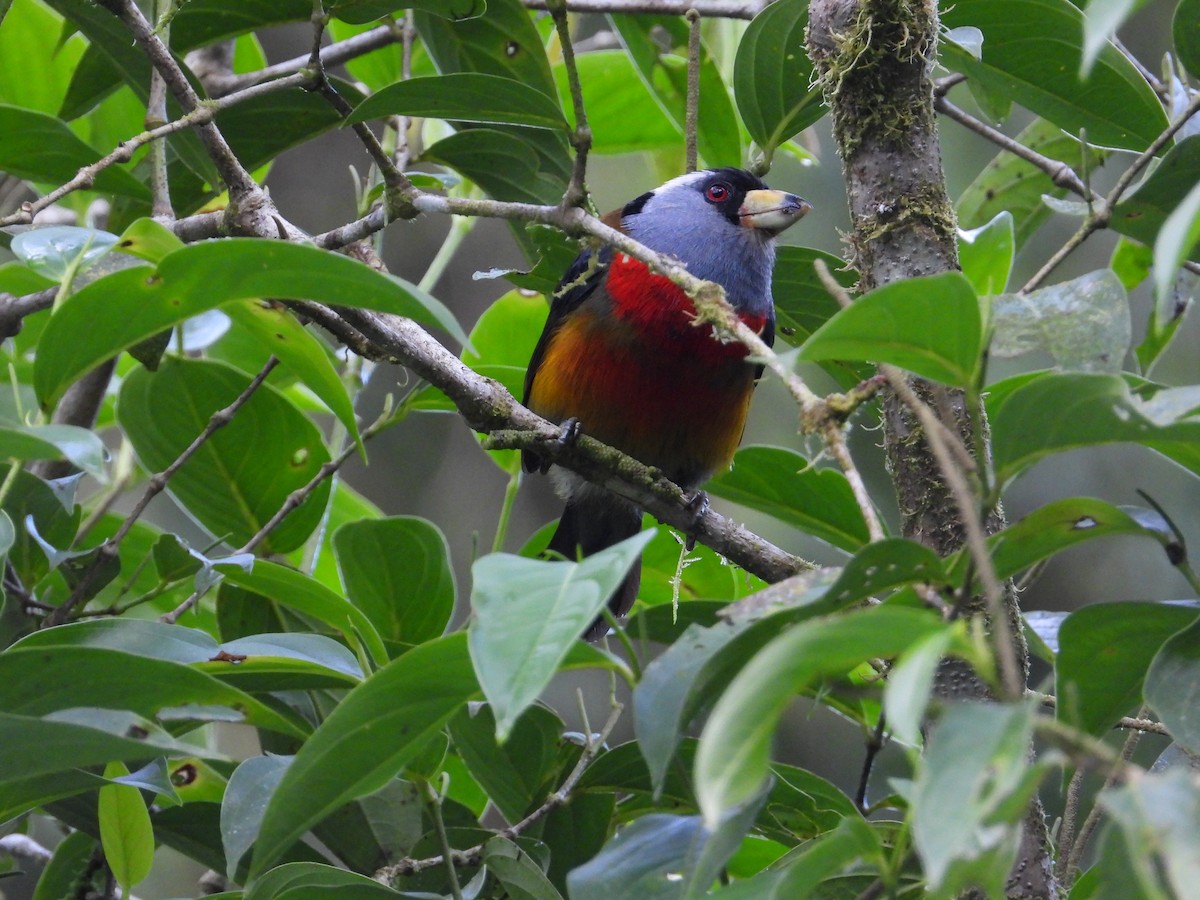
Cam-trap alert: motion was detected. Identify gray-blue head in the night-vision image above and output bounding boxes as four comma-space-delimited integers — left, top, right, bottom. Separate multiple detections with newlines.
618, 167, 811, 317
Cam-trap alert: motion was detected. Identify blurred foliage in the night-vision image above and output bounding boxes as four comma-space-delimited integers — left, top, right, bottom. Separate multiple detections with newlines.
1, 0, 1200, 897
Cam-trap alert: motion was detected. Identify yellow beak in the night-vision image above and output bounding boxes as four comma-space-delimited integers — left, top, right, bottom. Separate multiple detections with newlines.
738, 189, 813, 235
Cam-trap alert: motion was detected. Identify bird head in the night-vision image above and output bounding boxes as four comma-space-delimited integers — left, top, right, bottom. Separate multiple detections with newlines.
617, 167, 811, 317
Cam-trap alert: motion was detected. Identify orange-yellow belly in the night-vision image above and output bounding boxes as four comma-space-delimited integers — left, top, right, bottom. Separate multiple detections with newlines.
527, 306, 758, 487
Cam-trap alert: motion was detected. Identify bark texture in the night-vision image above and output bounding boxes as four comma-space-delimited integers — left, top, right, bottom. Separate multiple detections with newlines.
806, 2, 1055, 897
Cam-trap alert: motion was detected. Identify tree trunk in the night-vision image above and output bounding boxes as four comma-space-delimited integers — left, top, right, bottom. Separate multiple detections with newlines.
806, 2, 1056, 897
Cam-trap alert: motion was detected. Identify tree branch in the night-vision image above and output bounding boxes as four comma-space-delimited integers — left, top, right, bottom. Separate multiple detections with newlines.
522, 0, 765, 17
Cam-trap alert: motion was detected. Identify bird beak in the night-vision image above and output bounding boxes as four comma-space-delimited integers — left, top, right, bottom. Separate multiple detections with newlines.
738, 190, 812, 235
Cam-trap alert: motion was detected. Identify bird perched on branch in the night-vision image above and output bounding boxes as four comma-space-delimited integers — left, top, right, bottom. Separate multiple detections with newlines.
523, 167, 811, 639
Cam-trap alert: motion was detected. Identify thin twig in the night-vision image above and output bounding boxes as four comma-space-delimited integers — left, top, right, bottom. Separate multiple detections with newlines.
44, 358, 279, 627
206, 21, 405, 96
1055, 767, 1085, 884
548, 0, 593, 207
1032, 692, 1169, 736
0, 72, 310, 229
684, 8, 701, 173
522, 0, 765, 16
935, 96, 1090, 198
376, 702, 624, 882
146, 0, 173, 219
93, 0, 258, 199
1062, 717, 1147, 888
1022, 91, 1200, 293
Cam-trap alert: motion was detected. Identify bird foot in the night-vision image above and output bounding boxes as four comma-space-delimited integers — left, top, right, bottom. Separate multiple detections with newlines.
681, 489, 710, 551
536, 417, 582, 473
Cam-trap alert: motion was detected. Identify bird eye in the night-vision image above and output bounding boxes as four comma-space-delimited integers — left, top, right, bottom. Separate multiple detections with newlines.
705, 183, 730, 203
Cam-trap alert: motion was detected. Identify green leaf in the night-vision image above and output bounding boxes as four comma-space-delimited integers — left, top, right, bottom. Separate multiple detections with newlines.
733, 0, 821, 157
424, 127, 563, 205
1056, 602, 1199, 736
35, 238, 466, 408
1081, 0, 1153, 76
224, 300, 364, 457
10, 225, 119, 281
1145, 615, 1200, 754
244, 861, 414, 899
713, 817, 883, 899
449, 704, 563, 823
633, 618, 753, 796
1098, 769, 1200, 898
249, 634, 479, 877
0, 643, 307, 737
469, 531, 654, 739
912, 702, 1039, 895
221, 560, 389, 668
330, 0, 483, 24
32, 830, 94, 900
333, 516, 455, 646
348, 73, 567, 130
609, 15, 741, 167
706, 445, 871, 552
0, 104, 149, 199
166, 80, 366, 214
555, 52, 680, 156
115, 217, 185, 264
958, 119, 1104, 248
948, 497, 1184, 586
990, 269, 1130, 372
990, 373, 1200, 485
959, 211, 1015, 296
695, 606, 947, 825
1111, 136, 1200, 255
0, 423, 107, 480
567, 786, 768, 900
940, 0, 1168, 150
1177, 0, 1200, 78
1153, 181, 1200, 306
798, 272, 983, 387
482, 836, 563, 900
416, 0, 555, 95
0, 0, 84, 114
118, 358, 331, 555
884, 628, 959, 748
98, 761, 154, 898
0, 465, 80, 586
222, 754, 293, 879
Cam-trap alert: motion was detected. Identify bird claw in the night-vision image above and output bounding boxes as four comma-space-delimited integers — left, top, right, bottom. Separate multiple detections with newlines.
556, 417, 582, 450
682, 489, 709, 551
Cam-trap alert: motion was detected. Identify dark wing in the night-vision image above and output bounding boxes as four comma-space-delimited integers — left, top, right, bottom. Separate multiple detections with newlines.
753, 310, 776, 382
521, 245, 613, 472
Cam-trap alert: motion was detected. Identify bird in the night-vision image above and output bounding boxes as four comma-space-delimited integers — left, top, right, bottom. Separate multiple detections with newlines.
522, 167, 811, 639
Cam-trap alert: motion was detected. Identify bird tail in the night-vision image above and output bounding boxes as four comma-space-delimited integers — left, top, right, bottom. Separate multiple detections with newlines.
546, 497, 643, 641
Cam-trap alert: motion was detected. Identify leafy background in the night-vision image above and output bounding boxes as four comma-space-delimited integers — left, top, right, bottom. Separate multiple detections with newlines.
0, 0, 1198, 897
